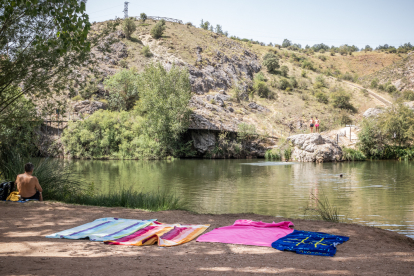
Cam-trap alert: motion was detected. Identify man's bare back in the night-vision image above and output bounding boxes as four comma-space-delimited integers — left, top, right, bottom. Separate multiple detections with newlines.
16, 163, 43, 201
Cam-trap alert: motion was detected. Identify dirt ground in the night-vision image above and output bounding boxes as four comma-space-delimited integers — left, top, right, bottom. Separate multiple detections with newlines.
1, 201, 414, 275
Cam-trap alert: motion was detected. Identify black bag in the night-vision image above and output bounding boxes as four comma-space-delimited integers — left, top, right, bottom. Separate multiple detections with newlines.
0, 181, 15, 200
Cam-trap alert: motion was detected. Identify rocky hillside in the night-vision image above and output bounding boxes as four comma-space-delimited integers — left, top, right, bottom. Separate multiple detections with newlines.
362, 51, 414, 91
34, 17, 413, 158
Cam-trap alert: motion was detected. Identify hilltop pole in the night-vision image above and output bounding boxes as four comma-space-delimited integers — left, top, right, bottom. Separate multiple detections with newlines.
123, 2, 129, 19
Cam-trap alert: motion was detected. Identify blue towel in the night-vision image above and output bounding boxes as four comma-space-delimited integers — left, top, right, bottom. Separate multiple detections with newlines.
46, 217, 156, 241
271, 230, 349, 257
2, 199, 38, 203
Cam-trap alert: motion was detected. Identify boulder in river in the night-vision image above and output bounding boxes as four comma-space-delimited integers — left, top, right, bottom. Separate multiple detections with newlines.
287, 133, 342, 162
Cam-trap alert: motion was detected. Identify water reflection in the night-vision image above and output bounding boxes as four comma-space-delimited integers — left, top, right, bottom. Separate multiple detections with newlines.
70, 159, 414, 238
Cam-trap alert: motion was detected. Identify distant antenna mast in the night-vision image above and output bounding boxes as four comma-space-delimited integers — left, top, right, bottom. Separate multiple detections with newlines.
123, 2, 129, 19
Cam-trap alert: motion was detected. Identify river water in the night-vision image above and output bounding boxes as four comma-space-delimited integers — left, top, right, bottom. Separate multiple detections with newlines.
71, 159, 414, 238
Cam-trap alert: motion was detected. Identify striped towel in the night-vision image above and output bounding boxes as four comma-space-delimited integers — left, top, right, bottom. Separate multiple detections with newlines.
46, 217, 156, 241
105, 221, 210, 247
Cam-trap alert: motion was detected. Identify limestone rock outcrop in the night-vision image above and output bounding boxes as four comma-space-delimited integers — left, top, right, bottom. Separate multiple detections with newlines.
73, 100, 106, 114
363, 107, 385, 118
287, 133, 342, 162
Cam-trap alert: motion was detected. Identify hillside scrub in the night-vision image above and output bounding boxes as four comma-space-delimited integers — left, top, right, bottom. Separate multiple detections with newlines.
151, 19, 166, 39
122, 17, 136, 39
262, 52, 280, 72
63, 64, 193, 159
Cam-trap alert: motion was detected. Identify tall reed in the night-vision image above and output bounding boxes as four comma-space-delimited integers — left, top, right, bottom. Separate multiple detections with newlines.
305, 192, 341, 223
0, 151, 185, 211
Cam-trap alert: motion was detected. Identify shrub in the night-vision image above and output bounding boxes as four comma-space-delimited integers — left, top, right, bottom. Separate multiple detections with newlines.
140, 45, 152, 57
262, 52, 280, 72
279, 78, 291, 90
402, 90, 414, 101
331, 89, 353, 110
71, 95, 83, 101
122, 17, 136, 39
302, 60, 315, 71
361, 89, 369, 96
301, 70, 307, 78
386, 84, 397, 93
290, 77, 298, 88
254, 72, 267, 82
299, 80, 308, 90
119, 59, 128, 68
378, 84, 385, 90
318, 55, 327, 61
315, 91, 328, 104
370, 78, 379, 88
280, 65, 289, 77
104, 69, 139, 111
265, 149, 281, 160
151, 20, 166, 39
342, 148, 366, 161
140, 13, 147, 22
313, 75, 327, 89
283, 147, 292, 161
330, 49, 335, 56
342, 72, 354, 82
238, 123, 256, 143
253, 80, 270, 98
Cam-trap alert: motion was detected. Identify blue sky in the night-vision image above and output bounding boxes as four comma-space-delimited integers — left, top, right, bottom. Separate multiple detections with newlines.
86, 0, 414, 49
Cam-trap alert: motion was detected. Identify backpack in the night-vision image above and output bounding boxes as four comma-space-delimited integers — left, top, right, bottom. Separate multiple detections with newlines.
0, 181, 15, 201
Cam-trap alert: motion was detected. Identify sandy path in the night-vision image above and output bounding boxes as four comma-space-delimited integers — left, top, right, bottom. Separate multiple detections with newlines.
1, 201, 413, 275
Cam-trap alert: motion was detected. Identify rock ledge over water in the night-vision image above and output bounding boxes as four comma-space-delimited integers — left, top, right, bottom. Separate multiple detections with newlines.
287, 133, 342, 162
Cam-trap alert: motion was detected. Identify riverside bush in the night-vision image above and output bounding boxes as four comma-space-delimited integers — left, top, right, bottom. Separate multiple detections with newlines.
342, 148, 366, 161
63, 63, 193, 159
104, 69, 139, 111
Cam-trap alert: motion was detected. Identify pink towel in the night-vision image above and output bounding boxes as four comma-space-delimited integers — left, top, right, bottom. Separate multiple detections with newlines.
196, 220, 294, 247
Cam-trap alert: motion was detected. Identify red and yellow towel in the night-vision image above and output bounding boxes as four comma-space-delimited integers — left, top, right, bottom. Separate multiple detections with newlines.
105, 221, 210, 247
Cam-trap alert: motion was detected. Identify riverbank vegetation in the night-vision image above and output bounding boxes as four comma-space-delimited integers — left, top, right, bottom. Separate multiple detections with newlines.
357, 104, 414, 160
0, 152, 185, 211
62, 63, 193, 159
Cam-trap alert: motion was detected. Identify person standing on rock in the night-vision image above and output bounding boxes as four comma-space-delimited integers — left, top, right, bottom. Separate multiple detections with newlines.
315, 117, 320, 133
309, 117, 315, 133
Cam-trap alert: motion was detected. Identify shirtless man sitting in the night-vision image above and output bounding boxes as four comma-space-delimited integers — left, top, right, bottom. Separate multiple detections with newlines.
15, 163, 43, 201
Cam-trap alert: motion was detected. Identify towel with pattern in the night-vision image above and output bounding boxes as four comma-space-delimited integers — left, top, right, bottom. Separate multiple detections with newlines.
271, 230, 349, 257
46, 217, 155, 241
105, 221, 210, 247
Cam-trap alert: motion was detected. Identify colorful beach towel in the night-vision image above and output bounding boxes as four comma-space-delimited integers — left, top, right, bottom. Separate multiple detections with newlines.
196, 220, 294, 247
271, 230, 349, 257
105, 221, 210, 247
46, 217, 155, 241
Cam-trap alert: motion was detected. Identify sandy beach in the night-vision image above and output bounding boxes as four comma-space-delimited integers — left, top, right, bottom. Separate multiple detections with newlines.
1, 201, 413, 275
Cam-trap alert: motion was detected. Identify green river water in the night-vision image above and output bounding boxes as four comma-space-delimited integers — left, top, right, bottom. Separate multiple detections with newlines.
71, 159, 414, 238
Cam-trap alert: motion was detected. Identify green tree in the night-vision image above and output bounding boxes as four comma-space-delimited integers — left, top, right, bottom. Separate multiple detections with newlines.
0, 0, 91, 122
282, 39, 292, 48
262, 52, 280, 72
122, 17, 136, 39
104, 69, 139, 111
136, 63, 192, 155
378, 104, 414, 146
331, 89, 353, 110
280, 65, 289, 77
151, 20, 166, 39
371, 78, 379, 88
140, 13, 147, 22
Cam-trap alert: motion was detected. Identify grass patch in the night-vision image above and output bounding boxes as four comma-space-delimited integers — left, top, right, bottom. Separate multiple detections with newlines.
305, 192, 341, 223
0, 152, 185, 211
342, 147, 366, 161
264, 149, 281, 160
67, 187, 185, 211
